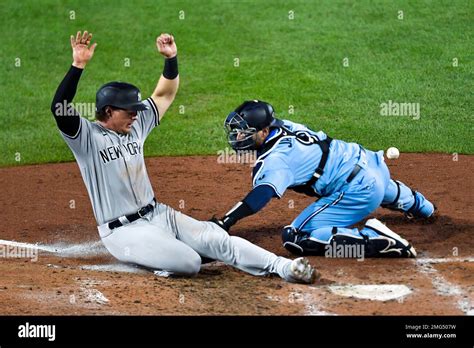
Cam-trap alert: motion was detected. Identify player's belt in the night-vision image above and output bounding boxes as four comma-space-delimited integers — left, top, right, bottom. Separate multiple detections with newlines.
346, 148, 367, 183
108, 198, 156, 230
297, 147, 366, 198
346, 164, 362, 183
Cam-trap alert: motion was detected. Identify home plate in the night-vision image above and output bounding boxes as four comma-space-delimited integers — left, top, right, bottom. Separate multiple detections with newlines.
329, 284, 412, 301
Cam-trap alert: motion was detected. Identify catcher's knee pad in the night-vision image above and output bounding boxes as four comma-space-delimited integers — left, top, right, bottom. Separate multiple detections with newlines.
281, 226, 326, 256
281, 226, 304, 255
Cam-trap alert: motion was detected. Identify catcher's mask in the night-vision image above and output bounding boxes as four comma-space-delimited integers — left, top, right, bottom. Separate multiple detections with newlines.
224, 100, 283, 151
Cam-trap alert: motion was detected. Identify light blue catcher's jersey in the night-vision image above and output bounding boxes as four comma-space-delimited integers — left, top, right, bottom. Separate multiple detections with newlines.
252, 120, 363, 197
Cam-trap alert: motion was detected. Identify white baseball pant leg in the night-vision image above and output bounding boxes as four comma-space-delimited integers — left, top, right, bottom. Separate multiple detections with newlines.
159, 203, 291, 277
98, 203, 291, 278
99, 212, 202, 276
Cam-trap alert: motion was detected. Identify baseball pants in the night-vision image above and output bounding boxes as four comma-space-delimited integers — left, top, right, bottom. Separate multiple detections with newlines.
98, 203, 291, 277
291, 149, 435, 245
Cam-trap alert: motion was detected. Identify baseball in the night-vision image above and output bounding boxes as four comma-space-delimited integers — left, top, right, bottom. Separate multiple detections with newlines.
386, 147, 400, 159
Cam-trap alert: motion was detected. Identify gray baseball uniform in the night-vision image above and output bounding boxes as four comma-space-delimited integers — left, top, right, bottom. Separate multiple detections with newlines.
59, 96, 298, 279
60, 97, 158, 225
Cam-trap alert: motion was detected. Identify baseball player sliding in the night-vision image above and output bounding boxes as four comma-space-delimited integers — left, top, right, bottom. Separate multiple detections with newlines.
212, 100, 437, 258
50, 31, 316, 284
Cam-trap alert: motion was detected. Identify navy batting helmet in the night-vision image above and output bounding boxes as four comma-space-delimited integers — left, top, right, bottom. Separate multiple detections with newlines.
224, 100, 283, 151
96, 81, 148, 113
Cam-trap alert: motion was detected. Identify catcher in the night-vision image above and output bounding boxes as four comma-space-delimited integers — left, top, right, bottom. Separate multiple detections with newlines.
212, 100, 437, 258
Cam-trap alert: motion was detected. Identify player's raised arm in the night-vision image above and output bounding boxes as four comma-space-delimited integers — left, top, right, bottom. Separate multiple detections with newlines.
51, 31, 97, 136
151, 33, 180, 121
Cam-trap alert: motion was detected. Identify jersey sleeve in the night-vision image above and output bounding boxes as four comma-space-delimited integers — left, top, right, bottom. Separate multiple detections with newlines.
134, 97, 159, 140
59, 116, 94, 159
252, 156, 294, 198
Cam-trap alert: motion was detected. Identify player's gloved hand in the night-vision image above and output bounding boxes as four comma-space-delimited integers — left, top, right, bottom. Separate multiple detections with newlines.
209, 216, 230, 232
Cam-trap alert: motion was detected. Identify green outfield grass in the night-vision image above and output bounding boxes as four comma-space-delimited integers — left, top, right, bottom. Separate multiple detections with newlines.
0, 0, 472, 166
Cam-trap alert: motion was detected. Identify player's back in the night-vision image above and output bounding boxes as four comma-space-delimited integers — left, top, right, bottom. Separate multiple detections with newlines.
256, 120, 364, 197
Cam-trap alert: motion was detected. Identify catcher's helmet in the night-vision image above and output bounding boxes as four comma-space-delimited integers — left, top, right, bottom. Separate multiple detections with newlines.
96, 81, 148, 113
224, 100, 283, 151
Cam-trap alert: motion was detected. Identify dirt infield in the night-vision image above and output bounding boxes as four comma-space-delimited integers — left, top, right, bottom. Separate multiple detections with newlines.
0, 154, 472, 315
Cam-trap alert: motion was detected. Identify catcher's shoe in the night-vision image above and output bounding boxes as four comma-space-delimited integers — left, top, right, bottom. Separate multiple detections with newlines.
365, 218, 417, 258
283, 257, 318, 284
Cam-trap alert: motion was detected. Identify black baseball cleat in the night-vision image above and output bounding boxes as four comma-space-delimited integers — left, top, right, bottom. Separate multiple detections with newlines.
365, 218, 417, 258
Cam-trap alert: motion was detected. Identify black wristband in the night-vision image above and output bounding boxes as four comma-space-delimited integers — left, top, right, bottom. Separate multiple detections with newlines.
163, 56, 178, 79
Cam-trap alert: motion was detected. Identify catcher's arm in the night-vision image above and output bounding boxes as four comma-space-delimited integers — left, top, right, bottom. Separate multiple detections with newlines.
211, 185, 277, 232
51, 31, 97, 136
151, 33, 180, 122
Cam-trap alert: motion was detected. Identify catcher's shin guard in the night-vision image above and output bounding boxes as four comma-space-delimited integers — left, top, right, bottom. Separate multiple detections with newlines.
281, 226, 326, 256
364, 218, 417, 258
331, 231, 367, 257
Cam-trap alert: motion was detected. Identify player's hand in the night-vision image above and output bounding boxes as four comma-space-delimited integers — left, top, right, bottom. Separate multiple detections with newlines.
156, 33, 177, 58
70, 31, 97, 69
